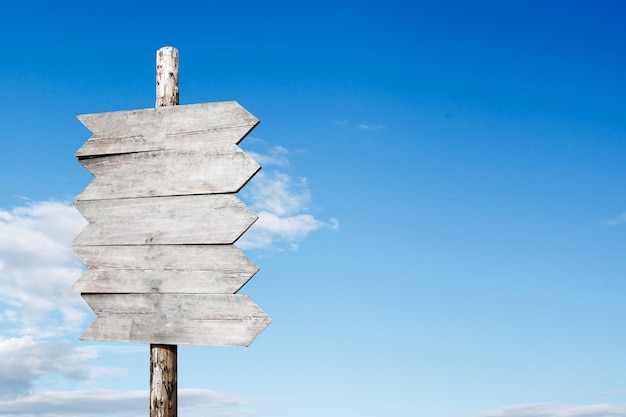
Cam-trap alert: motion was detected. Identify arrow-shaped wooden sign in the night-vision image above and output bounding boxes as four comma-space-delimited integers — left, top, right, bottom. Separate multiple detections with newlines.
75, 102, 260, 201
71, 100, 270, 347
73, 194, 257, 245
78, 144, 260, 200
71, 245, 258, 294
81, 294, 270, 346
75, 101, 258, 157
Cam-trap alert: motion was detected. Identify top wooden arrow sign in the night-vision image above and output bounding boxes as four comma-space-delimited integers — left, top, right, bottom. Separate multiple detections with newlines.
71, 100, 270, 347
76, 101, 258, 156
76, 101, 260, 200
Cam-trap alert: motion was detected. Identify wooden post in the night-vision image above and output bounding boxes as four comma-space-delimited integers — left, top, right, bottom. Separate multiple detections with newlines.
151, 46, 179, 417
156, 47, 179, 107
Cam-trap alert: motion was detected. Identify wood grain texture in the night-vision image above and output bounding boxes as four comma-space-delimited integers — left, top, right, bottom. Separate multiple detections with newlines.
72, 244, 257, 272
156, 46, 179, 107
80, 293, 271, 346
78, 144, 260, 200
72, 97, 270, 347
76, 101, 258, 157
73, 194, 257, 245
71, 245, 258, 294
153, 45, 179, 417
150, 344, 177, 417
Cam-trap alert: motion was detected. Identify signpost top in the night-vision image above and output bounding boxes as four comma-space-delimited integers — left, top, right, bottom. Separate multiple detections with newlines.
71, 49, 270, 348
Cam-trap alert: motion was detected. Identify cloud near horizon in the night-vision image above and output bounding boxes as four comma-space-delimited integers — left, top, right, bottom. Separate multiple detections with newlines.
472, 402, 626, 417
0, 388, 261, 417
0, 335, 106, 399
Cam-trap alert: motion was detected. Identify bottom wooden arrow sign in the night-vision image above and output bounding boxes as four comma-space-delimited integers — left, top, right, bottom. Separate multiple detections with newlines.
80, 293, 271, 346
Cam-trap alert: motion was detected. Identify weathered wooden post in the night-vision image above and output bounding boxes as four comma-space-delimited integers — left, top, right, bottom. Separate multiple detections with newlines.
151, 46, 179, 417
71, 46, 271, 417
156, 47, 179, 107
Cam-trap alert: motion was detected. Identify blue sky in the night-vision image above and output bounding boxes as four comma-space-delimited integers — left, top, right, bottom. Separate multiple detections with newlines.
1, 1, 626, 416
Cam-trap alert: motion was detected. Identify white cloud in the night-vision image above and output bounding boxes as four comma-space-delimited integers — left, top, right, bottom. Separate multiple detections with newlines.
334, 120, 385, 131
589, 390, 626, 397
0, 390, 145, 417
0, 201, 88, 335
238, 168, 338, 251
604, 211, 626, 226
356, 123, 385, 131
0, 388, 263, 417
246, 144, 290, 167
240, 211, 322, 251
180, 388, 265, 417
472, 402, 626, 417
247, 171, 310, 217
0, 336, 111, 399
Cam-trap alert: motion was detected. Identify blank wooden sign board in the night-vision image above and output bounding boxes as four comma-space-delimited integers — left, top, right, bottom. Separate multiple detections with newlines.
71, 100, 271, 347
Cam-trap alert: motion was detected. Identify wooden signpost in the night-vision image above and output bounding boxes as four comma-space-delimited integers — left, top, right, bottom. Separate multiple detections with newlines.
71, 47, 270, 417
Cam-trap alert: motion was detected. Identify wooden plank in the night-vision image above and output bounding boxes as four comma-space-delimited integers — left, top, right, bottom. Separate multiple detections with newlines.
80, 294, 271, 346
77, 126, 255, 158
73, 194, 257, 245
76, 101, 259, 157
70, 245, 258, 294
78, 144, 260, 200
72, 269, 255, 294
72, 244, 257, 271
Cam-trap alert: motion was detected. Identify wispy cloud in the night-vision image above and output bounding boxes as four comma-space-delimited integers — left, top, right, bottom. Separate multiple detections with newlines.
0, 336, 112, 399
472, 402, 626, 417
356, 123, 385, 131
239, 144, 338, 251
0, 388, 263, 417
588, 389, 626, 397
246, 143, 290, 167
604, 211, 626, 226
334, 120, 385, 131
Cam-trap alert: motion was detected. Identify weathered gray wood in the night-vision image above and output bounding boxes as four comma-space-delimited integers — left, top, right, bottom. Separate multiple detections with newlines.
153, 46, 179, 417
77, 144, 260, 200
76, 101, 259, 157
72, 244, 257, 272
77, 125, 256, 158
71, 47, 269, 352
70, 245, 258, 294
156, 47, 179, 107
72, 269, 257, 294
81, 294, 271, 346
73, 194, 257, 245
151, 344, 177, 417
